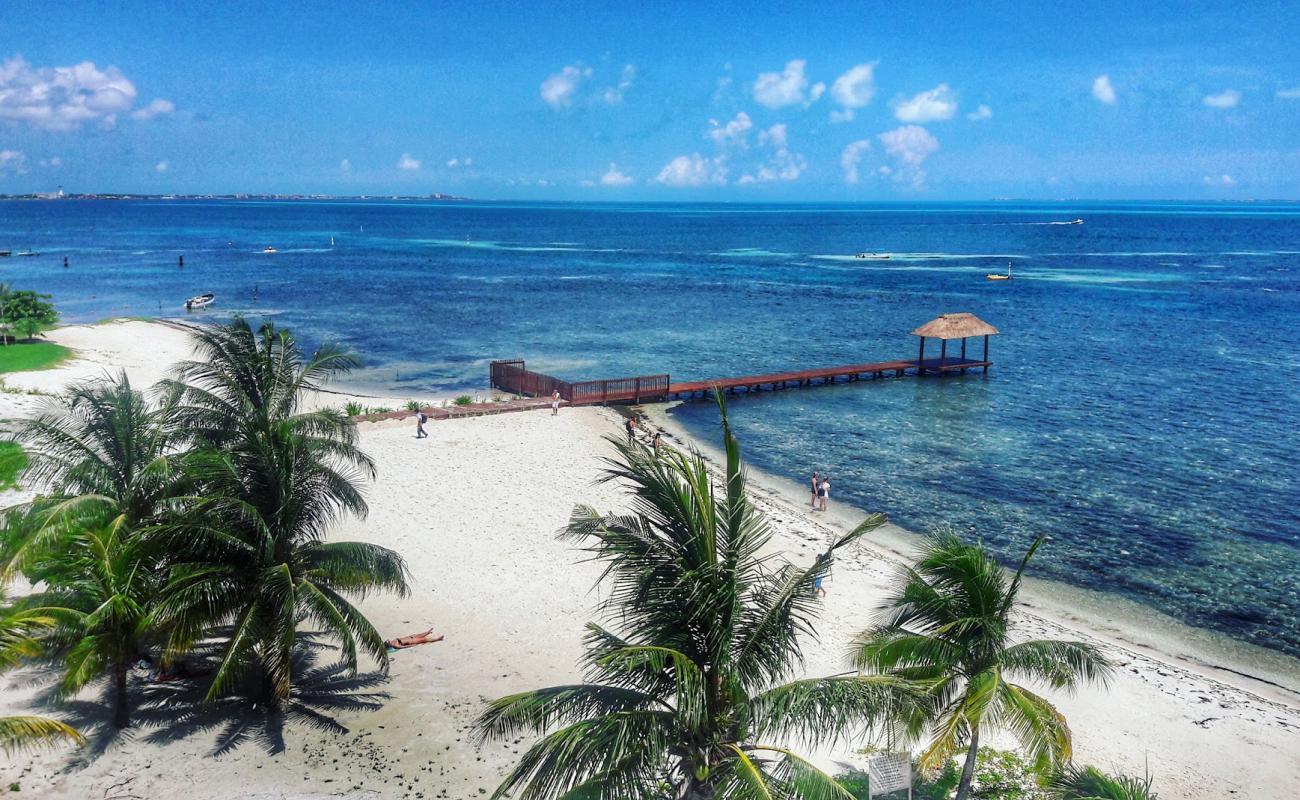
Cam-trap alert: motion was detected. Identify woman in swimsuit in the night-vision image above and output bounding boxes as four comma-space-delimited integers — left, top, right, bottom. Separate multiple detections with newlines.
386, 628, 445, 650
810, 471, 820, 508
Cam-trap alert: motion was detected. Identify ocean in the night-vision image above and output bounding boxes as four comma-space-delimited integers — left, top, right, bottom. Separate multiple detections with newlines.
2, 199, 1298, 659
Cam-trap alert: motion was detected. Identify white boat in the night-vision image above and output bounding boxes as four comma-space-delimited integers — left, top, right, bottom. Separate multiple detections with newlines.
184, 293, 215, 311
855, 252, 891, 259
986, 261, 1013, 281
263, 246, 278, 253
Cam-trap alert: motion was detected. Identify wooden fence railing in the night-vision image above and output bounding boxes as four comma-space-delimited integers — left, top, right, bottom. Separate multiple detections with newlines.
489, 360, 670, 405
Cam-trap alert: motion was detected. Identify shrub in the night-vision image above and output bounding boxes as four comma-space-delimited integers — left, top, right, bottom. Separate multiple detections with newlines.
344, 401, 364, 416
453, 395, 473, 406
405, 400, 422, 412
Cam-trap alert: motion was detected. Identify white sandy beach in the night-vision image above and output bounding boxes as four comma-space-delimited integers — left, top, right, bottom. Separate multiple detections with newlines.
2, 321, 1298, 799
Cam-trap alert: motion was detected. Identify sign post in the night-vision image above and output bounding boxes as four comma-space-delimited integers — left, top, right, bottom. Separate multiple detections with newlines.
866, 752, 912, 799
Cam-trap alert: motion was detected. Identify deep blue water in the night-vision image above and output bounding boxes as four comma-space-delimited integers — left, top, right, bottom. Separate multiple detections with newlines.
2, 199, 1298, 657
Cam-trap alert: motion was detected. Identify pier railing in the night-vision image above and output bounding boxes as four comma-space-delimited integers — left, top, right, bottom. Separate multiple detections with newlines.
490, 360, 670, 404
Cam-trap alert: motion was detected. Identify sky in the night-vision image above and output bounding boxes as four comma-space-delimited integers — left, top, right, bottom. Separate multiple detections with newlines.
2, 0, 1299, 200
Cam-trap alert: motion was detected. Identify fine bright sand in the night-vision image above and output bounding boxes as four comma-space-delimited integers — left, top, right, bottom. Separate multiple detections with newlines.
1, 320, 1297, 799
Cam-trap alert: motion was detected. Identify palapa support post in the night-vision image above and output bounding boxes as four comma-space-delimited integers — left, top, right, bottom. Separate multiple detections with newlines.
917, 336, 926, 374
939, 339, 947, 372
983, 334, 990, 373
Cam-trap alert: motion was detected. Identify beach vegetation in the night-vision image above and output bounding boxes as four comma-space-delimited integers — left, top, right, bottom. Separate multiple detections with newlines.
0, 341, 73, 374
475, 395, 918, 799
0, 591, 84, 753
0, 442, 26, 490
344, 401, 364, 416
2, 290, 59, 342
453, 395, 473, 406
1046, 764, 1158, 799
404, 400, 422, 412
851, 533, 1114, 800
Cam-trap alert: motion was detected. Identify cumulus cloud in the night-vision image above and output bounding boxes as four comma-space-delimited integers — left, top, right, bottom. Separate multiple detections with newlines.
0, 55, 163, 130
893, 84, 957, 122
131, 98, 175, 120
1203, 174, 1235, 186
154, 160, 169, 173
753, 59, 824, 109
840, 140, 872, 184
707, 111, 753, 145
654, 153, 727, 187
1092, 74, 1117, 104
600, 162, 634, 186
0, 149, 26, 175
1278, 87, 1300, 99
1203, 89, 1240, 109
339, 159, 352, 171
40, 156, 61, 167
602, 64, 636, 104
397, 153, 421, 170
878, 125, 939, 165
829, 62, 877, 121
540, 64, 592, 108
738, 124, 806, 184
445, 157, 473, 168
967, 104, 992, 120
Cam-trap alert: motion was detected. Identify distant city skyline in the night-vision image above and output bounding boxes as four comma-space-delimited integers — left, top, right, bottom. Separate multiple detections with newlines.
2, 1, 1299, 200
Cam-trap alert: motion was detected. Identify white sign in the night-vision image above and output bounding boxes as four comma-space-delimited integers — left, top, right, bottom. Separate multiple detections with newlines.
867, 752, 912, 797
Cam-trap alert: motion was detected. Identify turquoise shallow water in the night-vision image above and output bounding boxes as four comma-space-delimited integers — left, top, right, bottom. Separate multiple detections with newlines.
2, 199, 1298, 656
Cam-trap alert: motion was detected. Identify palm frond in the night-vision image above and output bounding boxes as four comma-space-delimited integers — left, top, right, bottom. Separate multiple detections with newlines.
0, 715, 84, 754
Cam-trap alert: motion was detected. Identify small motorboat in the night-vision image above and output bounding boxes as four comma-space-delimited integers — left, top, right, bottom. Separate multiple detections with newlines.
1069, 218, 1084, 225
184, 293, 215, 311
263, 246, 278, 253
16, 250, 38, 257
986, 261, 1013, 281
0, 251, 10, 257
855, 252, 891, 259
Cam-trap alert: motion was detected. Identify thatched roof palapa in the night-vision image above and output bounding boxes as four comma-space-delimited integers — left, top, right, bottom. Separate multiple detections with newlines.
911, 312, 999, 340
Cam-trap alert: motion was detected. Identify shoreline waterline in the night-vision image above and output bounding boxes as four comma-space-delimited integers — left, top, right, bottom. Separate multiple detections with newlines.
640, 400, 1300, 708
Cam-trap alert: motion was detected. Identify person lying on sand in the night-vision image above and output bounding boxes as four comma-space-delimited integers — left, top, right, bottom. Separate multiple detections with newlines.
386, 628, 445, 650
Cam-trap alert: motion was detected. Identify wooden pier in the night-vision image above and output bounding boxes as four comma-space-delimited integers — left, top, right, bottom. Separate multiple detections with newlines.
489, 312, 999, 407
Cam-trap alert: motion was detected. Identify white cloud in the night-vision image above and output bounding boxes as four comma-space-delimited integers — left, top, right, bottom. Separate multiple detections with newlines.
540, 64, 592, 109
339, 159, 352, 172
967, 104, 992, 121
739, 124, 806, 184
707, 111, 753, 145
447, 158, 459, 168
1203, 173, 1236, 186
753, 59, 823, 109
0, 55, 155, 130
1203, 89, 1241, 109
131, 98, 175, 120
878, 125, 939, 165
1092, 74, 1117, 104
1277, 87, 1300, 99
654, 153, 727, 187
602, 64, 636, 104
397, 153, 421, 170
0, 149, 26, 175
39, 156, 61, 167
829, 109, 855, 123
831, 62, 877, 110
600, 162, 634, 186
154, 160, 169, 173
840, 140, 872, 184
893, 84, 957, 122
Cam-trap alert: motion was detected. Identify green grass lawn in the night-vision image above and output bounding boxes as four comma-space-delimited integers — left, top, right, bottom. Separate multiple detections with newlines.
0, 341, 73, 373
0, 442, 27, 490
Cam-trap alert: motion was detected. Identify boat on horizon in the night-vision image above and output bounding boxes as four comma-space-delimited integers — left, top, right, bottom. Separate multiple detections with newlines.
0, 251, 10, 257
855, 252, 891, 259
16, 250, 38, 257
263, 246, 278, 253
184, 292, 215, 311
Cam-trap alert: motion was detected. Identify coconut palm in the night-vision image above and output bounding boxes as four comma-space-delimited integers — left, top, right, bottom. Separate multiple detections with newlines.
852, 534, 1114, 800
3, 373, 182, 727
1047, 764, 1158, 800
475, 397, 917, 800
155, 318, 408, 704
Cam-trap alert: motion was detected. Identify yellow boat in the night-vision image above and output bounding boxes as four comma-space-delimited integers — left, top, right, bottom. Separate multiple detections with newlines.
986, 261, 1012, 280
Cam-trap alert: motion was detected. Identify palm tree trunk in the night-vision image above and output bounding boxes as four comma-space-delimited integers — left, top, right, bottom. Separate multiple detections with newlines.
954, 727, 981, 800
112, 660, 130, 729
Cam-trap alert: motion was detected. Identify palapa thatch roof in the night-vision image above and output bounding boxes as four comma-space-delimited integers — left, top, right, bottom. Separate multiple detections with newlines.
911, 312, 998, 339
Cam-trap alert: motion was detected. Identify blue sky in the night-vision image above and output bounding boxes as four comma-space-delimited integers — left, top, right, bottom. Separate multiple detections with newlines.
2, 0, 1298, 199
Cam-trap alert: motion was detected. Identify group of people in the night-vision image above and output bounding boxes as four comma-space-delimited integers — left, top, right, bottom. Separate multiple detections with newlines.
810, 471, 831, 512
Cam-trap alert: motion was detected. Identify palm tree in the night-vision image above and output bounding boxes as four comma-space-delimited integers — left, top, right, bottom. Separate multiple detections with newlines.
475, 396, 917, 799
1047, 764, 1158, 800
5, 372, 182, 727
155, 318, 408, 704
852, 534, 1114, 800
0, 591, 85, 752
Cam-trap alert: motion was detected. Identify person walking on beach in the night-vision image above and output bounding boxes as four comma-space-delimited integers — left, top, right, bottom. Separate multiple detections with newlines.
625, 416, 637, 443
415, 410, 428, 439
810, 471, 820, 508
551, 389, 561, 416
818, 475, 831, 512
